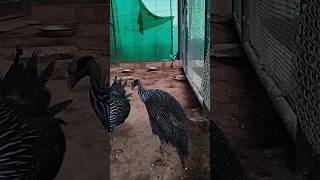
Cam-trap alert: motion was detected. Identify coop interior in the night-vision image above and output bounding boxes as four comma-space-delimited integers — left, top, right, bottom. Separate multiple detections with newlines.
211, 0, 319, 180
110, 0, 210, 179
0, 0, 319, 179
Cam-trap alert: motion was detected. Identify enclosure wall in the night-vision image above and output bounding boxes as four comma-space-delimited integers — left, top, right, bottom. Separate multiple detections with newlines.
233, 0, 320, 178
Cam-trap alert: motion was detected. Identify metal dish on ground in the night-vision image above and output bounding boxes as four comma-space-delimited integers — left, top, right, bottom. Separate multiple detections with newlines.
148, 66, 160, 71
174, 75, 186, 81
39, 25, 76, 37
122, 69, 132, 73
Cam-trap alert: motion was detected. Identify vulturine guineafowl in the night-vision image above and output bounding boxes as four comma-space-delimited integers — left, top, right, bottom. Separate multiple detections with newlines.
67, 56, 131, 132
211, 119, 247, 180
0, 47, 73, 179
131, 79, 189, 169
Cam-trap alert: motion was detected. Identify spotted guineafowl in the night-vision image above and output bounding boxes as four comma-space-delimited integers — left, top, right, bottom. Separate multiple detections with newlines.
67, 56, 131, 132
211, 119, 247, 180
0, 47, 73, 179
131, 79, 189, 169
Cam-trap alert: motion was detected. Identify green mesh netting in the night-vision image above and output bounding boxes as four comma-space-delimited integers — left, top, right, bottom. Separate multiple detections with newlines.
110, 0, 178, 62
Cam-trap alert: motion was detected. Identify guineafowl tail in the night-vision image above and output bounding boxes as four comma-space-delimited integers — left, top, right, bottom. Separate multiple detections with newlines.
211, 120, 247, 180
177, 132, 189, 167
110, 77, 127, 96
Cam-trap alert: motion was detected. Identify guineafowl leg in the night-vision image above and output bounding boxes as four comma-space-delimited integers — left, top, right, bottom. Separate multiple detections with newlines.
159, 141, 165, 161
153, 140, 168, 167
110, 134, 123, 161
110, 135, 114, 152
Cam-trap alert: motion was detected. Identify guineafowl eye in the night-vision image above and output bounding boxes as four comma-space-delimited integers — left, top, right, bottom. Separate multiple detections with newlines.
131, 79, 139, 89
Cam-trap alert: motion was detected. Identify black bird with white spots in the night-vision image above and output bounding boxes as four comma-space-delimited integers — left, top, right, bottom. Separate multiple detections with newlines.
131, 79, 189, 169
67, 56, 131, 132
0, 47, 73, 180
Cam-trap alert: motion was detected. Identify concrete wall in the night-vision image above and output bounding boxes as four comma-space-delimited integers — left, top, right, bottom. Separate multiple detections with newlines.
212, 0, 232, 17
29, 4, 106, 23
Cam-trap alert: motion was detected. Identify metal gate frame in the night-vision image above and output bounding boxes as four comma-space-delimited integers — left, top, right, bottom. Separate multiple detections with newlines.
179, 0, 210, 111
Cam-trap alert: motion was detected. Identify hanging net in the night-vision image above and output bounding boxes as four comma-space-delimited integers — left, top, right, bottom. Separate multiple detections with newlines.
110, 0, 178, 62
137, 0, 173, 34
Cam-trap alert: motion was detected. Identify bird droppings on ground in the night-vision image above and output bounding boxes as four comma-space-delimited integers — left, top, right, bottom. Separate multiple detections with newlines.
111, 65, 210, 180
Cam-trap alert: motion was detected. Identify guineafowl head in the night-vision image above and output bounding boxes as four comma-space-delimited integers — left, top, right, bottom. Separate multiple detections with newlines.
67, 55, 95, 90
131, 79, 142, 90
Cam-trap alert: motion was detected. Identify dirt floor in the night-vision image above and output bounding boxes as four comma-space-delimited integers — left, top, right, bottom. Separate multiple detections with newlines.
0, 21, 109, 180
211, 15, 309, 180
110, 66, 210, 180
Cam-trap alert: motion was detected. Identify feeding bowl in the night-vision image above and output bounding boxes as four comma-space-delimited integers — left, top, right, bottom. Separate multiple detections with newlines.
39, 25, 76, 37
148, 66, 160, 71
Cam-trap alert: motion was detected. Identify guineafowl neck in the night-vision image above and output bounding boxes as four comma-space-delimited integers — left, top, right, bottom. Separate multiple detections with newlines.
87, 60, 102, 84
137, 81, 145, 92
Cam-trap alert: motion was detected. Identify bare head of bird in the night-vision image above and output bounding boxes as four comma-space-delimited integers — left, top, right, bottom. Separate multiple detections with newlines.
67, 55, 95, 90
131, 79, 140, 90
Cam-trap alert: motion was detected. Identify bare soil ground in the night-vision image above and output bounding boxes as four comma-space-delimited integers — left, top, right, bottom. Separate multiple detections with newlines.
211, 15, 308, 180
110, 66, 210, 180
0, 22, 109, 180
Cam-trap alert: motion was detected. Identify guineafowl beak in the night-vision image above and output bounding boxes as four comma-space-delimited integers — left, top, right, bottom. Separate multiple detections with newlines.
130, 81, 135, 90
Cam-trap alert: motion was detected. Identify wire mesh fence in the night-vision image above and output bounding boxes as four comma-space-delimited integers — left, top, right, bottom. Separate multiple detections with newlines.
179, 0, 210, 110
233, 0, 320, 174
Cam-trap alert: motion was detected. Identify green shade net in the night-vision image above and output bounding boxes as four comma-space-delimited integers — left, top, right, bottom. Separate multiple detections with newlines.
110, 0, 178, 62
137, 0, 173, 34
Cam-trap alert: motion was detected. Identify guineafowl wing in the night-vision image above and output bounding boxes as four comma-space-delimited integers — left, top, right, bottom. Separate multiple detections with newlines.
145, 105, 160, 136
89, 84, 110, 131
38, 61, 55, 88
109, 92, 130, 129
145, 101, 181, 143
3, 63, 23, 97
22, 51, 39, 90
0, 103, 41, 179
48, 99, 73, 117
0, 76, 2, 98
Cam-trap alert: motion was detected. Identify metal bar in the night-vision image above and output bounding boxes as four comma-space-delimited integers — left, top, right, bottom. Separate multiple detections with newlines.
184, 66, 204, 107
203, 0, 210, 110
243, 42, 297, 141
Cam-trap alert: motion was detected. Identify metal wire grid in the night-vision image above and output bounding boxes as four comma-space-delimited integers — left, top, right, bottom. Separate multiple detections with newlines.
249, 0, 299, 95
180, 0, 210, 110
234, 0, 320, 155
294, 0, 320, 154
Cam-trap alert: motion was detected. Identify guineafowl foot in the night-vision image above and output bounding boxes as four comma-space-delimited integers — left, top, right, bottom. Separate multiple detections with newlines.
152, 158, 169, 167
111, 148, 123, 161
153, 143, 168, 167
181, 159, 189, 171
